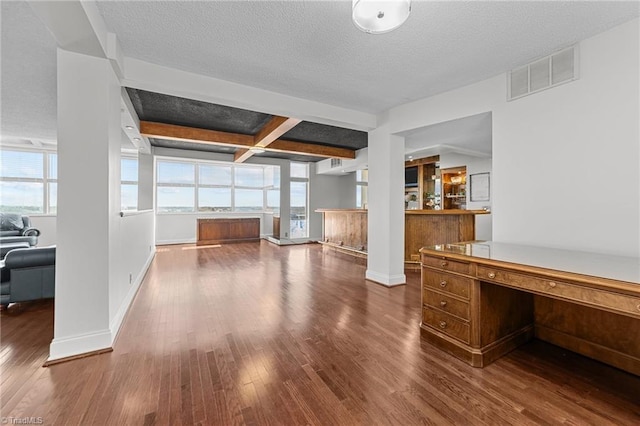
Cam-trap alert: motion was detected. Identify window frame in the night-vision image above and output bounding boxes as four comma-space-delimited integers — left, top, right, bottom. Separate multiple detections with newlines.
0, 148, 57, 215
155, 157, 282, 214
121, 154, 139, 211
289, 162, 309, 239
356, 169, 368, 209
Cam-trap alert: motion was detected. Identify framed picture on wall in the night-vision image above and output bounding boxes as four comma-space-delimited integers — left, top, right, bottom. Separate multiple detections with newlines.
470, 172, 490, 202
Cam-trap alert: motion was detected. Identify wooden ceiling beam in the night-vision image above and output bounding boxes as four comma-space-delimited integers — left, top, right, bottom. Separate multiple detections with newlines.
235, 116, 302, 163
268, 139, 356, 159
140, 121, 255, 148
140, 120, 356, 160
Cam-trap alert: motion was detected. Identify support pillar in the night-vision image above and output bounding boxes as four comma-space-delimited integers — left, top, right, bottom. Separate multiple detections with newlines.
50, 48, 121, 360
366, 125, 406, 286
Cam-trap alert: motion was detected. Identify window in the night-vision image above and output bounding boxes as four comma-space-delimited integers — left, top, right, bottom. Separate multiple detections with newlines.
0, 149, 57, 214
265, 165, 280, 214
290, 162, 309, 238
234, 166, 265, 212
356, 169, 368, 209
157, 161, 195, 213
155, 158, 280, 213
121, 156, 138, 211
198, 164, 231, 212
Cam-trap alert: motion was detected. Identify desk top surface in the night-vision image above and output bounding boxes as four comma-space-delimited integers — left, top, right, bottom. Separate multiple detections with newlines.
421, 241, 640, 285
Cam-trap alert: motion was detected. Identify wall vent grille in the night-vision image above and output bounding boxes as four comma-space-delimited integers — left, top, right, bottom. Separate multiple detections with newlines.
330, 158, 342, 168
508, 45, 579, 101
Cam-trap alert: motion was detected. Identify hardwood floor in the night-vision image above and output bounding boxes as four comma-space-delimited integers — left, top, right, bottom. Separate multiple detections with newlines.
1, 241, 639, 425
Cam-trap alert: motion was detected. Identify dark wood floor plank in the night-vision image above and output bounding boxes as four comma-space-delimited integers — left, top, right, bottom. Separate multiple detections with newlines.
1, 241, 639, 425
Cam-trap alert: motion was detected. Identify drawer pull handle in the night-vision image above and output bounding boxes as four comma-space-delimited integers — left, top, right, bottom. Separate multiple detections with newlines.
548, 281, 557, 288
440, 301, 447, 307
440, 261, 448, 267
487, 272, 496, 279
439, 321, 447, 329
637, 304, 640, 311
439, 281, 447, 288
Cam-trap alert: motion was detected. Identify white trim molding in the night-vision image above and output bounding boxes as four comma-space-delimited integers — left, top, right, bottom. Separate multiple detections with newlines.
365, 270, 406, 287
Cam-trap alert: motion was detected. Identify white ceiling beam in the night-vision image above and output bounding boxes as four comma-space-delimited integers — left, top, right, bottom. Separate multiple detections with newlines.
27, 0, 124, 78
122, 57, 377, 133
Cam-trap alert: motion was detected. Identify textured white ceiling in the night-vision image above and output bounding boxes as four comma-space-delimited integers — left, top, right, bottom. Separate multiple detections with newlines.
1, 1, 58, 142
404, 112, 492, 159
1, 1, 639, 147
95, 0, 639, 114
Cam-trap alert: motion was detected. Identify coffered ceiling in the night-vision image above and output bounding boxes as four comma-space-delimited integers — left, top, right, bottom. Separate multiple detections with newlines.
128, 88, 367, 162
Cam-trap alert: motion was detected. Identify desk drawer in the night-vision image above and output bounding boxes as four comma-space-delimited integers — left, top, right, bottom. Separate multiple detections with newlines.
477, 266, 640, 318
422, 256, 471, 275
423, 288, 470, 320
422, 307, 470, 344
422, 270, 471, 299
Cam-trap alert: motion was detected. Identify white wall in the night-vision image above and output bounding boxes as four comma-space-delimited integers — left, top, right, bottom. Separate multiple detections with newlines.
309, 167, 356, 240
51, 50, 155, 361
493, 20, 639, 256
110, 210, 155, 338
387, 19, 639, 257
439, 152, 493, 240
29, 215, 57, 246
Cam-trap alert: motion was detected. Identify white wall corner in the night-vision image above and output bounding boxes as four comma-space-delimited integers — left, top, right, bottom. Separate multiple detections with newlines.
365, 270, 406, 287
106, 32, 124, 79
48, 329, 112, 362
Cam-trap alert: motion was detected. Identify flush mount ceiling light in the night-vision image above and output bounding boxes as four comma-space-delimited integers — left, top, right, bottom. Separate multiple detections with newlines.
352, 0, 411, 34
250, 146, 266, 154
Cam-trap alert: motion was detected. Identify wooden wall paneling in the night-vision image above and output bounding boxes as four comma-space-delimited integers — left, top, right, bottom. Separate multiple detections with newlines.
273, 216, 280, 239
197, 218, 260, 245
405, 214, 477, 262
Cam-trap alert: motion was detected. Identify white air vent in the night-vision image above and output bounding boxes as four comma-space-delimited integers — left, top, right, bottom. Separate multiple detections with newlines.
508, 45, 579, 101
330, 158, 342, 168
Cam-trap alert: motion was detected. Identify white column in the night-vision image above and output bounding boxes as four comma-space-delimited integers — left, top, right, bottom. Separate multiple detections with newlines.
366, 125, 406, 286
50, 48, 121, 360
138, 152, 154, 210
279, 162, 291, 240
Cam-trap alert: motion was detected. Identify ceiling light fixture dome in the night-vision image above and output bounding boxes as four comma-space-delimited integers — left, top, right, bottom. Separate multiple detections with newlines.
250, 146, 266, 154
352, 0, 411, 34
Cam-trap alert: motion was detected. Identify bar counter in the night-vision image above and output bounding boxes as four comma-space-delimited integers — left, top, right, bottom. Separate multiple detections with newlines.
315, 209, 489, 263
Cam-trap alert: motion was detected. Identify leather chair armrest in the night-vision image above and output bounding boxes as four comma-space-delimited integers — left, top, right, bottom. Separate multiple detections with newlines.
21, 227, 41, 237
4, 247, 55, 269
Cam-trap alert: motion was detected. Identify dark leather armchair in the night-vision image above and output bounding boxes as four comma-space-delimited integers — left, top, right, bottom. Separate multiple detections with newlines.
1, 246, 55, 308
0, 213, 40, 246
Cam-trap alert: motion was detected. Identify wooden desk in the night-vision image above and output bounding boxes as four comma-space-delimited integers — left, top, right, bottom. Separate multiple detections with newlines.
419, 241, 640, 375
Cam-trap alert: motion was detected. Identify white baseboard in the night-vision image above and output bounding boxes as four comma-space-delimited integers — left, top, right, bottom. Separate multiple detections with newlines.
156, 238, 196, 245
48, 329, 112, 362
109, 248, 156, 343
365, 270, 406, 287
48, 248, 156, 362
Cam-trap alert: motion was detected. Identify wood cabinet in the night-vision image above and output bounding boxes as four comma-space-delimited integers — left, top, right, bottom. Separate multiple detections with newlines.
317, 209, 488, 263
420, 242, 640, 375
197, 218, 260, 245
441, 166, 467, 210
421, 254, 533, 367
273, 216, 280, 239
405, 156, 440, 210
